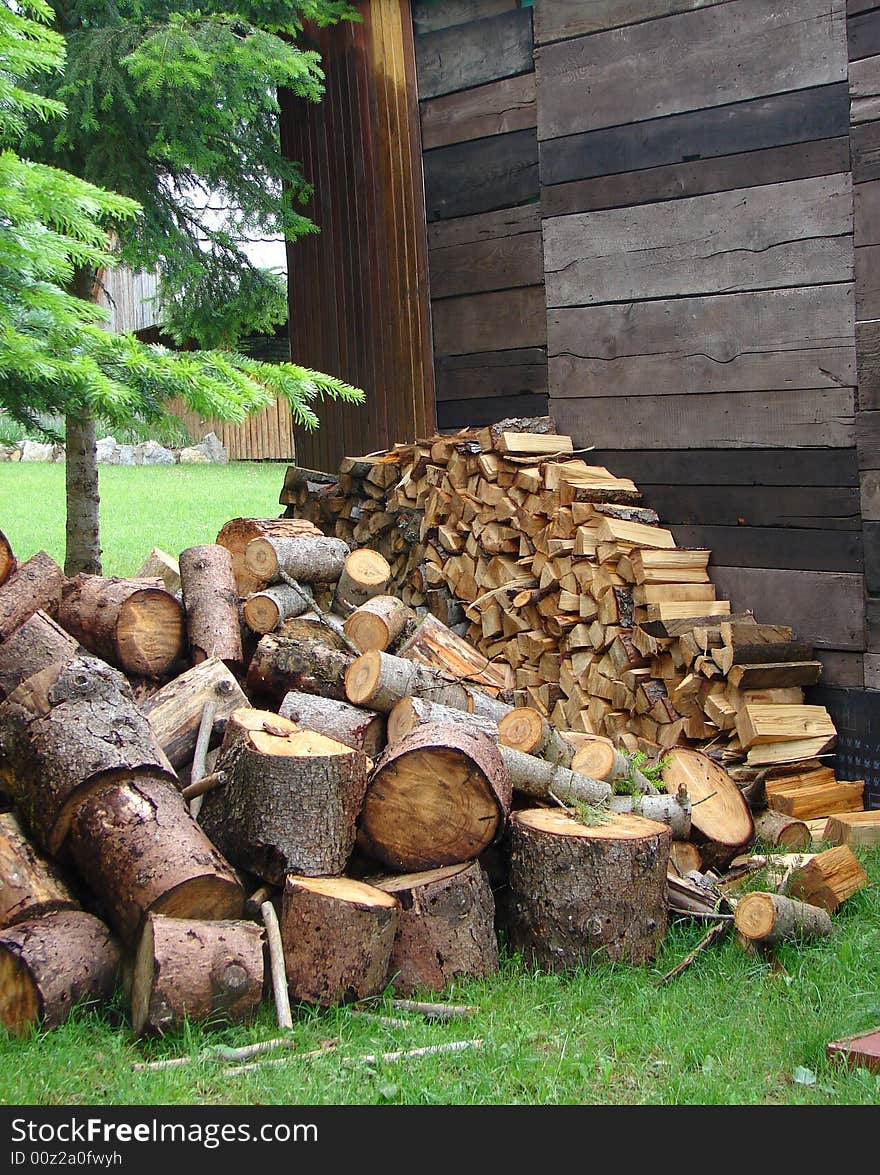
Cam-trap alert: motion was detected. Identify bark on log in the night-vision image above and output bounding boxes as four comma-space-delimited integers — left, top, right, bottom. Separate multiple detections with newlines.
131, 914, 264, 1036
243, 584, 313, 635
179, 545, 243, 667
57, 573, 185, 679
498, 708, 574, 767
500, 745, 612, 807
201, 727, 370, 884
0, 811, 79, 929
68, 772, 244, 943
386, 696, 497, 745
0, 656, 176, 853
278, 690, 386, 758
0, 911, 119, 1035
0, 611, 79, 700
358, 723, 511, 872
0, 529, 15, 588
333, 549, 392, 618
753, 809, 812, 852
216, 516, 325, 595
661, 748, 754, 871
507, 808, 671, 968
607, 793, 692, 839
396, 611, 512, 696
343, 596, 413, 653
372, 861, 498, 995
244, 535, 350, 585
0, 551, 65, 643
247, 631, 354, 705
280, 876, 399, 1006
734, 891, 833, 946
140, 657, 248, 769
345, 649, 475, 714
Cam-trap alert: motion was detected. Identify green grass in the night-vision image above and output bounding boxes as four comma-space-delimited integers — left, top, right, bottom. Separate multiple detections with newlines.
1, 464, 879, 1105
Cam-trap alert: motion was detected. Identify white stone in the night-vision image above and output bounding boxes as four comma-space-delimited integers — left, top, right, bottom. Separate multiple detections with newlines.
179, 447, 210, 464
133, 440, 175, 465
116, 445, 135, 466
95, 436, 119, 464
21, 440, 55, 462
0, 444, 19, 462
196, 431, 227, 463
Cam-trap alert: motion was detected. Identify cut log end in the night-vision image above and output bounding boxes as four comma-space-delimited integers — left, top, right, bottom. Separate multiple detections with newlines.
498, 708, 545, 755
0, 946, 40, 1035
116, 588, 185, 678
345, 649, 383, 706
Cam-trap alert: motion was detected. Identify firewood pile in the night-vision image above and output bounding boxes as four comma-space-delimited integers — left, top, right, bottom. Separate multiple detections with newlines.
0, 417, 872, 1043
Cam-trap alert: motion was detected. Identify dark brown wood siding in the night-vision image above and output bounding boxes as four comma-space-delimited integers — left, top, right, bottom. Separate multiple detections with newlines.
280, 0, 434, 472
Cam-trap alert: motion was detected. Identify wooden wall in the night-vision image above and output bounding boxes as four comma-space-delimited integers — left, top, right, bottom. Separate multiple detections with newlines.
280, 0, 434, 472
534, 0, 868, 689
412, 1, 548, 429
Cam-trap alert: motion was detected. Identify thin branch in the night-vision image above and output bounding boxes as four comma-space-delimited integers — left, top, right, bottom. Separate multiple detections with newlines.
261, 900, 293, 1030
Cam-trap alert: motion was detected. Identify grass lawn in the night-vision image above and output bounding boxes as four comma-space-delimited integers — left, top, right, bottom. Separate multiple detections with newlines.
1, 463, 879, 1105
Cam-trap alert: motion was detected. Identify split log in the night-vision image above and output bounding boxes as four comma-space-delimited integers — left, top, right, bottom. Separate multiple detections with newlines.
734, 891, 833, 947
500, 745, 611, 807
753, 809, 812, 852
607, 793, 692, 838
68, 772, 244, 942
507, 808, 671, 967
281, 876, 400, 1006
359, 723, 512, 871
822, 812, 880, 848
242, 583, 313, 634
396, 612, 512, 695
333, 549, 392, 617
345, 649, 474, 714
201, 726, 370, 884
0, 611, 79, 700
661, 748, 754, 871
131, 914, 264, 1036
343, 596, 413, 653
786, 845, 869, 912
0, 551, 65, 642
0, 911, 119, 1035
136, 547, 181, 594
247, 630, 354, 705
140, 657, 248, 769
0, 529, 15, 588
244, 534, 350, 585
386, 696, 496, 745
498, 708, 575, 767
278, 690, 386, 758
216, 516, 326, 595
0, 812, 79, 928
0, 656, 176, 853
371, 861, 498, 994
179, 545, 243, 667
668, 840, 702, 875
57, 573, 184, 679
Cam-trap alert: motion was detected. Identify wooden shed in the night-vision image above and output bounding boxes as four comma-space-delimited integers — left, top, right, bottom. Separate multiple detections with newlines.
280, 0, 880, 733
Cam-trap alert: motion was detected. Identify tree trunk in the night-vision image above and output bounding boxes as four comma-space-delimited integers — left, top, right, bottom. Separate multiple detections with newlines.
734, 891, 833, 946
131, 914, 264, 1036
246, 631, 354, 705
0, 812, 79, 929
280, 876, 399, 1006
0, 551, 66, 643
371, 861, 498, 995
278, 690, 386, 758
507, 807, 671, 968
0, 910, 119, 1035
64, 410, 101, 576
140, 657, 248, 769
179, 545, 243, 668
0, 611, 79, 701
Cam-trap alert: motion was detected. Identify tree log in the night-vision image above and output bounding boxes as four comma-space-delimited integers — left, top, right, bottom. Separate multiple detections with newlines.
507, 807, 671, 968
0, 811, 79, 928
345, 649, 475, 714
343, 596, 413, 653
358, 723, 511, 872
607, 793, 692, 839
734, 891, 833, 946
219, 706, 300, 751
0, 528, 15, 588
0, 551, 65, 642
280, 876, 399, 1006
786, 845, 869, 912
244, 535, 350, 585
140, 657, 247, 769
67, 772, 244, 943
243, 583, 313, 634
278, 690, 386, 758
0, 611, 79, 701
135, 547, 180, 594
661, 748, 754, 870
201, 726, 370, 884
753, 809, 812, 852
371, 861, 498, 995
57, 573, 184, 679
0, 911, 119, 1035
333, 549, 392, 617
0, 656, 176, 853
498, 707, 574, 767
246, 631, 354, 705
668, 840, 702, 875
396, 611, 512, 696
500, 745, 611, 807
179, 545, 243, 667
216, 516, 325, 595
386, 696, 497, 745
131, 914, 264, 1036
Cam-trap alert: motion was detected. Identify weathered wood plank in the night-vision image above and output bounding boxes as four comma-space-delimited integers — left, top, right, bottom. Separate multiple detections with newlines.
420, 73, 535, 149
415, 8, 533, 100
539, 84, 850, 187
541, 138, 851, 218
544, 175, 853, 307
851, 119, 880, 183
437, 392, 548, 430
429, 231, 543, 298
670, 524, 862, 573
587, 448, 860, 487
855, 243, 880, 318
849, 53, 880, 122
861, 522, 879, 590
815, 650, 865, 687
534, 0, 729, 45
427, 204, 540, 250
709, 567, 865, 651
435, 347, 547, 402
639, 484, 861, 530
861, 651, 877, 687
857, 321, 880, 409
432, 286, 547, 355
857, 410, 880, 467
862, 470, 880, 520
848, 8, 880, 60
423, 130, 538, 220
536, 0, 847, 141
547, 286, 856, 398
550, 389, 855, 450
854, 178, 880, 246
412, 0, 517, 36
848, 1, 880, 18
